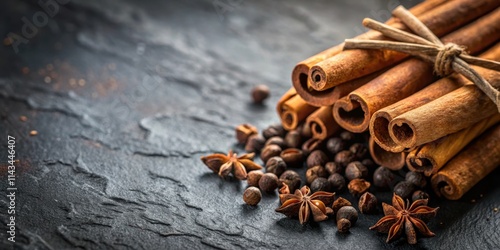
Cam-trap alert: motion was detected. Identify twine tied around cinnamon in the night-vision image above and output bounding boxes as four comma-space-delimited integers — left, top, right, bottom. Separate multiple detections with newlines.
343, 6, 500, 113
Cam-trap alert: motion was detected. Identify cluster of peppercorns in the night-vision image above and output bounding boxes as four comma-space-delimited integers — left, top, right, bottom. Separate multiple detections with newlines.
234, 122, 431, 232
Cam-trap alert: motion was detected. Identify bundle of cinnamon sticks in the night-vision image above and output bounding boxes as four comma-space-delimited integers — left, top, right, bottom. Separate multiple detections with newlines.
277, 0, 500, 200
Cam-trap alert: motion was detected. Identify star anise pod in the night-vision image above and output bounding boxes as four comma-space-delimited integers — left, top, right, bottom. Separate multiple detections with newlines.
276, 186, 335, 225
200, 150, 262, 180
370, 193, 439, 244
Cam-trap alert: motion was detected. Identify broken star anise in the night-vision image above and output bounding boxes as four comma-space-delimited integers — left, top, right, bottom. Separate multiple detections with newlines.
276, 186, 335, 225
370, 193, 439, 244
200, 150, 262, 180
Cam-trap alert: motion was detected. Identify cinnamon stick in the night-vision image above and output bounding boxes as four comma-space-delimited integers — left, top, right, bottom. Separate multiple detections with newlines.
306, 106, 340, 140
370, 43, 500, 152
332, 8, 500, 133
390, 68, 500, 149
308, 0, 500, 91
368, 136, 406, 171
408, 115, 500, 176
276, 88, 317, 130
431, 124, 500, 200
291, 0, 448, 107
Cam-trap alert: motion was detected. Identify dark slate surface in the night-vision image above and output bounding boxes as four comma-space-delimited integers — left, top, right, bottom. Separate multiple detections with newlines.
0, 0, 499, 249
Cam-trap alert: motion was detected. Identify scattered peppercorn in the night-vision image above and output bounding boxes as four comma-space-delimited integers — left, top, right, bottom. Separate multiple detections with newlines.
345, 161, 368, 180
339, 131, 355, 142
259, 173, 279, 193
247, 171, 264, 187
412, 190, 430, 202
243, 187, 262, 206
393, 181, 416, 200
373, 166, 395, 189
235, 124, 258, 144
328, 173, 346, 192
334, 150, 355, 168
405, 171, 427, 188
332, 197, 352, 214
306, 165, 328, 184
359, 192, 378, 214
336, 206, 358, 233
361, 159, 375, 169
326, 137, 345, 155
279, 170, 301, 192
325, 162, 343, 175
306, 150, 329, 168
299, 123, 312, 139
265, 136, 287, 149
266, 156, 287, 177
251, 84, 270, 104
310, 177, 331, 192
348, 179, 371, 197
349, 143, 368, 159
260, 144, 282, 163
245, 134, 266, 153
262, 124, 285, 139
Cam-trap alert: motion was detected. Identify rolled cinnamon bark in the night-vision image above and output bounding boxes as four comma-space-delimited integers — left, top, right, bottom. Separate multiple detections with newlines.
309, 0, 500, 91
306, 106, 340, 140
408, 115, 500, 176
291, 0, 448, 107
332, 8, 500, 133
390, 69, 500, 148
276, 88, 317, 130
368, 136, 406, 171
370, 43, 500, 152
431, 124, 500, 200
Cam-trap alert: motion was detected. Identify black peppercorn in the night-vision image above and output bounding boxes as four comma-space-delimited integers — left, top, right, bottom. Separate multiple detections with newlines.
259, 173, 279, 193
358, 192, 377, 214
345, 161, 369, 180
373, 166, 395, 189
262, 124, 285, 139
337, 218, 351, 233
328, 173, 346, 191
235, 124, 258, 144
393, 181, 416, 200
280, 148, 304, 168
279, 170, 301, 192
306, 165, 328, 184
247, 171, 264, 187
245, 134, 266, 153
301, 138, 323, 156
349, 143, 368, 159
326, 137, 345, 155
260, 144, 282, 163
251, 84, 270, 104
265, 136, 287, 149
266, 156, 287, 177
405, 171, 427, 188
310, 177, 331, 192
348, 179, 371, 197
336, 206, 358, 233
339, 131, 355, 143
284, 130, 302, 148
243, 187, 262, 206
332, 197, 352, 214
306, 150, 329, 168
325, 162, 343, 175
412, 190, 430, 202
361, 158, 375, 169
334, 150, 355, 168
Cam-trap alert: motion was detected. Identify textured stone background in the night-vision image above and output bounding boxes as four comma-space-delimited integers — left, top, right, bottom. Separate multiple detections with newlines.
0, 0, 499, 249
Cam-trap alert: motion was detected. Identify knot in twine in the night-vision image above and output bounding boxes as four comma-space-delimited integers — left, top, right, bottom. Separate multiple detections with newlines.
435, 43, 464, 77
343, 6, 500, 113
